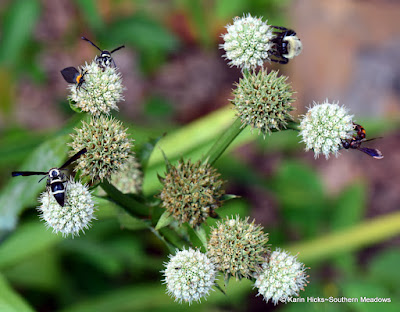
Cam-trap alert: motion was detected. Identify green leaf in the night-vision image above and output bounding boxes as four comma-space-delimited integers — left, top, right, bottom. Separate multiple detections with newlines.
137, 135, 164, 173
0, 134, 70, 231
368, 248, 400, 287
68, 99, 83, 114
214, 0, 247, 20
74, 0, 104, 31
270, 160, 325, 237
0, 0, 40, 67
3, 251, 61, 291
221, 194, 240, 201
106, 15, 179, 52
155, 210, 174, 230
0, 220, 63, 270
0, 273, 35, 312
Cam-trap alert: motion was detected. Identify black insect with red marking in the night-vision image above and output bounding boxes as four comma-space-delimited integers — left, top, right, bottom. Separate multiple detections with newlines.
60, 67, 88, 91
341, 123, 383, 159
81, 36, 125, 70
12, 148, 87, 206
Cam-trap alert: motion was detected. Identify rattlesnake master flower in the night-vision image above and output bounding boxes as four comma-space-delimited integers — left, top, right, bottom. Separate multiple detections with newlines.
254, 248, 308, 305
207, 216, 269, 280
68, 61, 124, 116
299, 100, 354, 159
38, 179, 95, 237
221, 14, 274, 69
231, 69, 295, 137
69, 115, 132, 181
109, 155, 142, 194
162, 248, 217, 304
159, 159, 225, 228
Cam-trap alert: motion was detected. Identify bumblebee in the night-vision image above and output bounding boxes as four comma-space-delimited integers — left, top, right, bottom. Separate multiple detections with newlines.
269, 26, 302, 64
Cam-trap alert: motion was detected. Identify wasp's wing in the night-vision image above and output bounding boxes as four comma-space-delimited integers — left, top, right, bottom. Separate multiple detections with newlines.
60, 148, 87, 169
358, 147, 384, 159
12, 171, 48, 177
61, 67, 80, 83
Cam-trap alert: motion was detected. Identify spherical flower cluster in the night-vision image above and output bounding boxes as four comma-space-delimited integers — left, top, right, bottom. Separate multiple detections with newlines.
110, 155, 142, 194
299, 100, 354, 159
254, 249, 308, 305
68, 61, 124, 116
38, 179, 95, 237
207, 215, 269, 279
231, 69, 295, 137
221, 14, 274, 69
69, 115, 132, 181
162, 248, 217, 305
159, 159, 225, 228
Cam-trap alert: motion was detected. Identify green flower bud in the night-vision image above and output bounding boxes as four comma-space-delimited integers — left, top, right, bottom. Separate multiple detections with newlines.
231, 69, 295, 137
207, 215, 269, 280
69, 116, 132, 181
160, 159, 225, 228
110, 155, 142, 194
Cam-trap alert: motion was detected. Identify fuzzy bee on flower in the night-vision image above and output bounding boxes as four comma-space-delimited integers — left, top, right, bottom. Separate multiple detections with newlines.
221, 14, 302, 69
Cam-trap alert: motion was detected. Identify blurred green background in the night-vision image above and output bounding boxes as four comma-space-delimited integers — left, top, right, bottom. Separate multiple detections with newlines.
0, 0, 399, 311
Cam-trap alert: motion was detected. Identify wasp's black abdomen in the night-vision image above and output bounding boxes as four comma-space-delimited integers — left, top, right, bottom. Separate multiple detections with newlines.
51, 183, 65, 206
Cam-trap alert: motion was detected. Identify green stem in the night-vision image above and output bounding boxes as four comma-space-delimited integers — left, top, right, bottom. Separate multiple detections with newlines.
100, 181, 149, 217
287, 211, 400, 263
286, 120, 300, 131
203, 117, 245, 165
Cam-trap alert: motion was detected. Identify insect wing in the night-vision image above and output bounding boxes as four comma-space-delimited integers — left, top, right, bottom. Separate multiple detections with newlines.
60, 148, 87, 169
358, 147, 384, 159
61, 67, 80, 83
12, 171, 48, 177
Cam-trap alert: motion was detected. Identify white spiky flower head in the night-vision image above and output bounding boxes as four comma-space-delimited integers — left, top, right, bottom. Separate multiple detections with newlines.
254, 248, 309, 305
38, 179, 96, 237
162, 248, 217, 305
68, 61, 124, 116
221, 14, 274, 69
298, 100, 354, 159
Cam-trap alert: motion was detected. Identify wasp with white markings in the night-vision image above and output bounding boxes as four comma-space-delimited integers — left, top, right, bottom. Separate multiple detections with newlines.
81, 36, 125, 70
12, 148, 87, 206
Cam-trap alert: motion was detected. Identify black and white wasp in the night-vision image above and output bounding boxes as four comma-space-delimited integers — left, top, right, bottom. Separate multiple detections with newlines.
81, 36, 125, 70
11, 148, 87, 206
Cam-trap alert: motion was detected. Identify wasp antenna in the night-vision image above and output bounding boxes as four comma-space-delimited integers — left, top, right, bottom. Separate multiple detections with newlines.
81, 36, 102, 52
110, 45, 125, 54
38, 175, 48, 183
